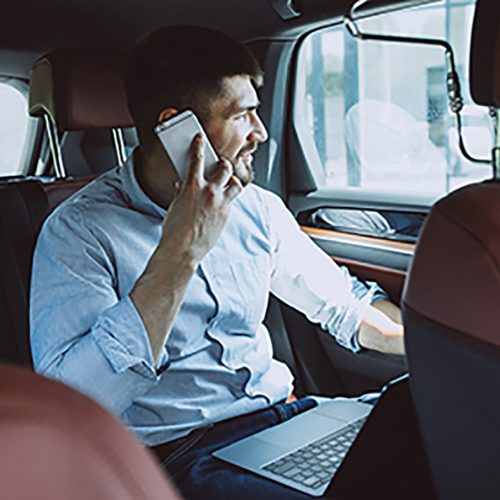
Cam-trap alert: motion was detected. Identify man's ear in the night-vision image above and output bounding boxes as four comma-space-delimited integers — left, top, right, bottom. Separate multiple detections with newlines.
157, 108, 178, 123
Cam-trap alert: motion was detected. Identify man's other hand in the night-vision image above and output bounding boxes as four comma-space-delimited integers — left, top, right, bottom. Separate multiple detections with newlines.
358, 299, 405, 355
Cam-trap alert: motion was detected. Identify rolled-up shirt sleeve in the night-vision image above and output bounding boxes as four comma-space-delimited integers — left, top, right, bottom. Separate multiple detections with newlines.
264, 191, 388, 353
30, 206, 164, 415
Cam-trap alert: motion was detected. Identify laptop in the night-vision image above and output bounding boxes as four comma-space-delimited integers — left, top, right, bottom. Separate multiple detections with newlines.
213, 375, 427, 497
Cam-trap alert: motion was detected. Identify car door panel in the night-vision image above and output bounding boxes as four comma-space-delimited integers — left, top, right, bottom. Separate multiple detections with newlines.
302, 226, 413, 302
267, 224, 411, 397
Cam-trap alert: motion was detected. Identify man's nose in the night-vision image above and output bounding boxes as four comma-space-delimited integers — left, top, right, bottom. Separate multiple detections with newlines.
249, 111, 268, 143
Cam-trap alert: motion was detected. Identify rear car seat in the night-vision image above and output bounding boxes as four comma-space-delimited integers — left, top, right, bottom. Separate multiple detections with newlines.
0, 181, 48, 365
0, 177, 93, 366
0, 49, 134, 366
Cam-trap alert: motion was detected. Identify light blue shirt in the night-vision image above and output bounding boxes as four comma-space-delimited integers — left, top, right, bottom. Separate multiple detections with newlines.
30, 157, 386, 445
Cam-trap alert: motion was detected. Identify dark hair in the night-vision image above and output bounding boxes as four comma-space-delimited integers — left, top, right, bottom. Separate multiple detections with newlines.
125, 25, 264, 152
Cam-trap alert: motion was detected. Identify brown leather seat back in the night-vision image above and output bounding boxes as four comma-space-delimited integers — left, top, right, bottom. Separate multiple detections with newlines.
0, 177, 93, 367
0, 181, 48, 366
0, 363, 180, 500
403, 182, 500, 500
402, 1, 500, 498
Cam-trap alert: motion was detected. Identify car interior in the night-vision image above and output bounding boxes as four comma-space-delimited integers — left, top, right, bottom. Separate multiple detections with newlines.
0, 0, 498, 497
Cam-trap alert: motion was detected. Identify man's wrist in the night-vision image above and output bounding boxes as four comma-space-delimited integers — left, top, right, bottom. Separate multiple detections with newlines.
153, 241, 199, 280
358, 323, 404, 355
358, 302, 405, 355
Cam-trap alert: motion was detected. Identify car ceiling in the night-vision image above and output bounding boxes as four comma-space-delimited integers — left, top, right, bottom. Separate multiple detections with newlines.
0, 0, 432, 79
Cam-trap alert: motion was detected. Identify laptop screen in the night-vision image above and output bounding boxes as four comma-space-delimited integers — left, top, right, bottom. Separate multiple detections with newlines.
325, 376, 436, 499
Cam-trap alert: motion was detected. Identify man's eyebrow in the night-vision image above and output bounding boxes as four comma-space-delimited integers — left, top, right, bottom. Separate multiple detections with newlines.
231, 101, 261, 114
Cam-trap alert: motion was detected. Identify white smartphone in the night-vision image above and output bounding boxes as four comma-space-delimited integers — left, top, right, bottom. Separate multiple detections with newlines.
154, 109, 219, 180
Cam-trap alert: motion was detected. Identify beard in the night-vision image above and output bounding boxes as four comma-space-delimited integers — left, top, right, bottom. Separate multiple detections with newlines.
231, 144, 257, 186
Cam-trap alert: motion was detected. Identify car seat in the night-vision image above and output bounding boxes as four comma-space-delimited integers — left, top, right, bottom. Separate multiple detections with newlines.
0, 362, 180, 499
402, 1, 500, 498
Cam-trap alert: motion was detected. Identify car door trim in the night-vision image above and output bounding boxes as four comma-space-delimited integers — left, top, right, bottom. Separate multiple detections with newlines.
301, 226, 415, 271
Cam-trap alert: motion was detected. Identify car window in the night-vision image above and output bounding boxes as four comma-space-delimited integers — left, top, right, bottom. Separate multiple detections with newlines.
294, 0, 491, 212
0, 80, 30, 176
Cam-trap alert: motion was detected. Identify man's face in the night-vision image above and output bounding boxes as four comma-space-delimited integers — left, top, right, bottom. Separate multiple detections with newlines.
202, 75, 268, 186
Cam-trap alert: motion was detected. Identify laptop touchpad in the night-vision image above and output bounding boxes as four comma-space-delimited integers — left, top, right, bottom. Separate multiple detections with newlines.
315, 400, 372, 421
259, 412, 346, 448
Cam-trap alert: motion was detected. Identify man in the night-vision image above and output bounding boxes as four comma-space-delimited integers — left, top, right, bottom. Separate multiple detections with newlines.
30, 26, 403, 498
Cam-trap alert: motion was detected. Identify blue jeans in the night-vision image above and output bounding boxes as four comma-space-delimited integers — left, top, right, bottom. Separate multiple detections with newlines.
160, 398, 320, 499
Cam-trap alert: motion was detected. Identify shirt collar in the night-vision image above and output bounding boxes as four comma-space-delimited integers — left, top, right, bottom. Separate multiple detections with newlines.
120, 153, 167, 219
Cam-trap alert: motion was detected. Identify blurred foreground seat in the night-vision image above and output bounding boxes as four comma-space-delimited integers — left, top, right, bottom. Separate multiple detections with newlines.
403, 0, 500, 498
0, 363, 181, 500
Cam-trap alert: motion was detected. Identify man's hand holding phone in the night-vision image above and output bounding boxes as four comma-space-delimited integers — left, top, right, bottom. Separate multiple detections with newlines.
155, 109, 220, 181
154, 109, 244, 263
161, 134, 243, 265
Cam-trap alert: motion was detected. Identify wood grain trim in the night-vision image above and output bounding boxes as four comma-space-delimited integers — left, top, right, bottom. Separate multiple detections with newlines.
333, 258, 407, 303
301, 226, 415, 254
333, 257, 407, 280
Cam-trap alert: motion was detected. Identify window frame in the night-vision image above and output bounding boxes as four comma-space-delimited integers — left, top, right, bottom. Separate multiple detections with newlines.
0, 77, 42, 178
287, 0, 490, 216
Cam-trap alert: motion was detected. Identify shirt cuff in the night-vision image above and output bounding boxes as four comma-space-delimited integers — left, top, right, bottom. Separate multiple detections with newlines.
367, 280, 389, 305
351, 281, 389, 352
91, 296, 161, 379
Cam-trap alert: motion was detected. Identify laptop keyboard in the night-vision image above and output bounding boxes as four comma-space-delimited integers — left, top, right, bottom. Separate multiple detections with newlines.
262, 417, 367, 490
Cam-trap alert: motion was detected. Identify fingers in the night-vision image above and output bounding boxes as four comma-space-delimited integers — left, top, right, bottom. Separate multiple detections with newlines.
210, 158, 234, 187
213, 159, 242, 203
171, 180, 183, 202
184, 135, 242, 204
224, 175, 243, 203
185, 134, 205, 185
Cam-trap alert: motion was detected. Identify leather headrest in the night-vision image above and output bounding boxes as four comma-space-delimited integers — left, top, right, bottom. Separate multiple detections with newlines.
29, 49, 134, 131
469, 0, 500, 107
404, 181, 500, 349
